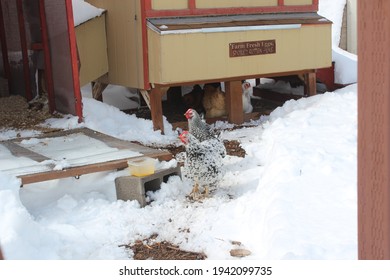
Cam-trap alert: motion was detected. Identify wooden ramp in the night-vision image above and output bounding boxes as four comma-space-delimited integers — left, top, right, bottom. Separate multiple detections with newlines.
0, 128, 172, 186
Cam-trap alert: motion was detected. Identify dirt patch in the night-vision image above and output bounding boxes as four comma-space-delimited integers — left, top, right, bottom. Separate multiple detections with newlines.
0, 95, 61, 132
121, 235, 206, 260
223, 139, 246, 157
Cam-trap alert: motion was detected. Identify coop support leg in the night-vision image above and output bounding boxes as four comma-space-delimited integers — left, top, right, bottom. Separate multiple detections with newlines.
139, 89, 151, 109
91, 74, 109, 101
304, 71, 317, 96
150, 87, 164, 134
225, 80, 244, 124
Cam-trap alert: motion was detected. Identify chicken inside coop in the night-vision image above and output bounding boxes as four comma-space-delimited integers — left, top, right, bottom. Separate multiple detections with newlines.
183, 81, 254, 119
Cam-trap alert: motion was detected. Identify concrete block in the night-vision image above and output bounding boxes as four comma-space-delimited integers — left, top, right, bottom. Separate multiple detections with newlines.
115, 166, 181, 207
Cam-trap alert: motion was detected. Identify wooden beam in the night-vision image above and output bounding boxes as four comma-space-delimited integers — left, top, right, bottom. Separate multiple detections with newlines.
18, 153, 172, 185
150, 87, 165, 133
303, 71, 316, 96
0, 1, 11, 94
16, 0, 33, 101
358, 0, 390, 260
225, 80, 244, 125
91, 80, 108, 101
151, 69, 317, 88
139, 89, 151, 109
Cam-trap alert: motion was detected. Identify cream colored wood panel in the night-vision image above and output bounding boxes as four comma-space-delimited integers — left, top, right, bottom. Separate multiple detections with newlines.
86, 0, 144, 88
196, 0, 277, 9
284, 0, 313, 5
148, 24, 331, 84
152, 0, 188, 10
75, 15, 108, 86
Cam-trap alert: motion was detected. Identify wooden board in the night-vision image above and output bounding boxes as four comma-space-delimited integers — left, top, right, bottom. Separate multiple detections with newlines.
0, 128, 172, 186
147, 13, 330, 32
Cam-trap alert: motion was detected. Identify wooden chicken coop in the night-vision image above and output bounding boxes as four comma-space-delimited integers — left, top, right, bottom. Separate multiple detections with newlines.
86, 0, 332, 133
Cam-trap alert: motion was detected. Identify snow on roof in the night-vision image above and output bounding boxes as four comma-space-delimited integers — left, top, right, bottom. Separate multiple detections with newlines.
72, 0, 105, 26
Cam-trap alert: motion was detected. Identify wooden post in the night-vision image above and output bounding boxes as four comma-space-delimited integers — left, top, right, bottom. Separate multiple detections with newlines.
0, 1, 11, 97
0, 247, 3, 260
358, 0, 390, 260
225, 80, 244, 124
16, 0, 33, 101
150, 87, 164, 133
91, 81, 108, 101
303, 71, 316, 96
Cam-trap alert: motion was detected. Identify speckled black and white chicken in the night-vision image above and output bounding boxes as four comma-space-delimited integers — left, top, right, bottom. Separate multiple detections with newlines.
184, 108, 216, 142
179, 130, 226, 199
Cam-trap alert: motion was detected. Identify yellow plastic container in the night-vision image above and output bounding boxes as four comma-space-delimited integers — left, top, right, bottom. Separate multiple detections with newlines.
127, 157, 156, 177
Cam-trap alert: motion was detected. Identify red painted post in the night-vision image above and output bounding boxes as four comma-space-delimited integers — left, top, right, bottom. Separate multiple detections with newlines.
64, 0, 83, 122
140, 0, 150, 90
358, 0, 390, 260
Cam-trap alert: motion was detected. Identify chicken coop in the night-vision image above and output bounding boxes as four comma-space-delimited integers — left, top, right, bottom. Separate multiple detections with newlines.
86, 0, 332, 132
0, 0, 82, 119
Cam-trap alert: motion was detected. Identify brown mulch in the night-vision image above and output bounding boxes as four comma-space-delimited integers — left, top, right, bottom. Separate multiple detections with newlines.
121, 235, 206, 260
0, 95, 62, 132
162, 139, 246, 160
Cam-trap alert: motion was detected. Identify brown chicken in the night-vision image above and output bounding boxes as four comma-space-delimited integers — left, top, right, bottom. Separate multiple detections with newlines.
202, 83, 227, 118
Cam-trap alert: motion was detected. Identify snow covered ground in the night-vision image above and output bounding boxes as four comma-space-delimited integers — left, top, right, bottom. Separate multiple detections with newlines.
0, 0, 358, 260
0, 83, 358, 260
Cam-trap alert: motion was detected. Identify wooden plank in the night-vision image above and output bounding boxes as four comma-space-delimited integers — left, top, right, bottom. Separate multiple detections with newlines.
358, 0, 390, 260
139, 89, 151, 109
151, 69, 319, 88
19, 152, 172, 186
79, 128, 163, 154
1, 141, 50, 162
304, 71, 317, 96
10, 127, 164, 156
150, 87, 165, 133
92, 80, 108, 101
225, 80, 244, 124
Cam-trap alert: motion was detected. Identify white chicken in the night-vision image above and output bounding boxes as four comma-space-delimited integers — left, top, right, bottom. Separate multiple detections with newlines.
179, 130, 226, 199
242, 81, 253, 113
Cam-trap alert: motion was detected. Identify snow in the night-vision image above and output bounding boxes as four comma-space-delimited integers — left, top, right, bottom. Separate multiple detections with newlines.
72, 0, 105, 27
0, 1, 358, 260
0, 83, 358, 260
318, 0, 357, 85
318, 0, 346, 47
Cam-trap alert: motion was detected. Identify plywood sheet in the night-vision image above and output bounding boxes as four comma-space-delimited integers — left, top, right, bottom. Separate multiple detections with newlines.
0, 128, 172, 185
